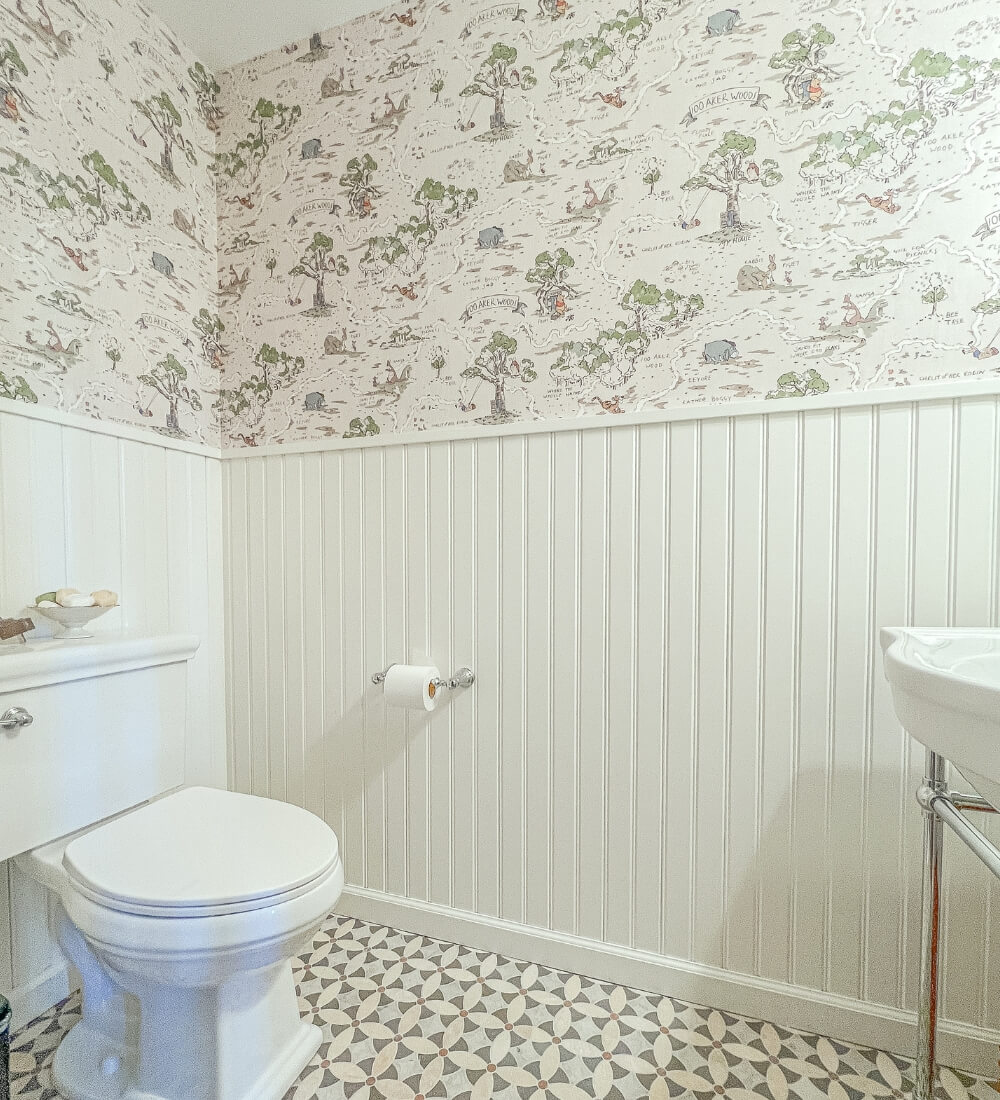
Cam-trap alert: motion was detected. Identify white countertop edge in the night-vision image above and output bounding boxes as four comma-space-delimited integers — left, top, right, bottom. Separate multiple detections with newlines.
0, 633, 201, 694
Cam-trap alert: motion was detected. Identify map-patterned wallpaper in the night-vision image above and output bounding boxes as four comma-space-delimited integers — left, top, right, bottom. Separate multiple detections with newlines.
5, 0, 1000, 448
214, 0, 1000, 446
0, 0, 219, 444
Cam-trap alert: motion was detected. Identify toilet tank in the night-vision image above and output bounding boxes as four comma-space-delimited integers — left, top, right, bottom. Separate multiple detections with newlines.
0, 634, 199, 862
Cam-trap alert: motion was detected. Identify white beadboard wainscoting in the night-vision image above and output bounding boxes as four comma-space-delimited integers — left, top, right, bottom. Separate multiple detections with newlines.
223, 394, 1000, 1073
0, 407, 227, 1026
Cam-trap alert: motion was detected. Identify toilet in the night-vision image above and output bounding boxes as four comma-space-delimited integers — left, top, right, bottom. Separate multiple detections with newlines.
0, 634, 344, 1100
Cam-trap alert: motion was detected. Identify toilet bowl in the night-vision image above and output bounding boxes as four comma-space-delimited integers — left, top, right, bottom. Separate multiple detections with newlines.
17, 785, 344, 1100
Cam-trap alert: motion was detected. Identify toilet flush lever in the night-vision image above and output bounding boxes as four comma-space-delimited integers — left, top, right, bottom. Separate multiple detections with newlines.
1, 707, 33, 731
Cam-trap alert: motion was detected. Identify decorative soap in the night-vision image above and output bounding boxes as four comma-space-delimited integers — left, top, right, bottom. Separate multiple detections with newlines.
62, 593, 96, 608
91, 590, 119, 608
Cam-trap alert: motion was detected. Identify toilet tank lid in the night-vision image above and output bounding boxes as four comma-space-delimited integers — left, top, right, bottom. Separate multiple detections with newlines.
63, 787, 340, 912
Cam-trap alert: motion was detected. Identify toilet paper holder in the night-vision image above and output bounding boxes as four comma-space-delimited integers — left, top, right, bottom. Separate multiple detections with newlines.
372, 666, 476, 690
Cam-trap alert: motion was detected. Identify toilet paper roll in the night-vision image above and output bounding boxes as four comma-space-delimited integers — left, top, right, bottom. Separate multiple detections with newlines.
382, 664, 442, 711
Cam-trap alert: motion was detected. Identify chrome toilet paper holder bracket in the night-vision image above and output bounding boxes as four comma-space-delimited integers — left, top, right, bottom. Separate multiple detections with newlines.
372, 666, 476, 690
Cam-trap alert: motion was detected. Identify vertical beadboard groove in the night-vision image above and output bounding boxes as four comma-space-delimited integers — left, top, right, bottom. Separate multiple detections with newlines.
654, 424, 669, 960
823, 411, 842, 992
752, 417, 768, 977
788, 413, 803, 985
601, 429, 611, 944
627, 426, 640, 950
688, 421, 701, 963
721, 419, 734, 970
222, 396, 1000, 1041
519, 434, 529, 927
546, 434, 556, 934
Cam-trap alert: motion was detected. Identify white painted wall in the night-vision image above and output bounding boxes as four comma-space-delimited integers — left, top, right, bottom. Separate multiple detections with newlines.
0, 407, 227, 1025
223, 394, 1000, 1073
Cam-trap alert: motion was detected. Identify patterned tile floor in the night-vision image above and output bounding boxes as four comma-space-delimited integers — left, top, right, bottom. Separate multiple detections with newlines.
8, 914, 998, 1099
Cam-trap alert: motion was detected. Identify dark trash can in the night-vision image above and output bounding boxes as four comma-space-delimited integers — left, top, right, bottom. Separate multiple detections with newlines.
0, 993, 10, 1100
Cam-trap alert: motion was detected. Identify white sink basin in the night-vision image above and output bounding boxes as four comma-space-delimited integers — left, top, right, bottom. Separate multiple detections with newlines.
882, 628, 1000, 810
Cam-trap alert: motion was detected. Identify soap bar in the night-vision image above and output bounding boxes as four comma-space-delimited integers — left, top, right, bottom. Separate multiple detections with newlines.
62, 593, 96, 608
55, 587, 79, 606
91, 589, 119, 608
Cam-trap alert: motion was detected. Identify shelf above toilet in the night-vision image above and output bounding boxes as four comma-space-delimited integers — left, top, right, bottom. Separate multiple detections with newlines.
0, 631, 199, 694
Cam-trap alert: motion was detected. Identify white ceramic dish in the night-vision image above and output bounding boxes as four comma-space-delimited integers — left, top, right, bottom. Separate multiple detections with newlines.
33, 604, 114, 640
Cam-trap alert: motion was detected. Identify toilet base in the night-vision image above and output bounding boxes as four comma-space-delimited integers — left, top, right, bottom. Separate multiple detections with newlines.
53, 960, 321, 1100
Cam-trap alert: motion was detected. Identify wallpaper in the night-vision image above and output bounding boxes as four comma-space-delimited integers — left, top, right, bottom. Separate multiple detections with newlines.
0, 0, 219, 444
214, 0, 1000, 445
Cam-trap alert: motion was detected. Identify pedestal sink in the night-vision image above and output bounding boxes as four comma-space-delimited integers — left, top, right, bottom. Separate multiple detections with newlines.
882, 628, 1000, 809
881, 627, 1000, 1100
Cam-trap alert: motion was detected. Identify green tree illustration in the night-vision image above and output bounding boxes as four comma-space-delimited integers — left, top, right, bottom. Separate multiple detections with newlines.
215, 343, 306, 430
802, 48, 1000, 181
104, 340, 122, 370
193, 309, 227, 368
553, 3, 652, 78
290, 232, 349, 312
766, 369, 830, 400
845, 246, 905, 276
553, 324, 650, 387
768, 25, 836, 106
461, 43, 537, 133
621, 279, 667, 335
922, 283, 947, 316
462, 332, 537, 421
78, 151, 151, 224
1, 37, 28, 112
213, 97, 302, 185
642, 165, 662, 195
898, 48, 1000, 110
661, 289, 705, 325
138, 354, 202, 435
554, 277, 702, 387
343, 416, 380, 439
0, 369, 37, 403
413, 178, 478, 236
188, 61, 223, 131
265, 255, 277, 278
133, 91, 196, 178
363, 179, 478, 276
681, 130, 781, 230
526, 248, 576, 316
1, 149, 150, 227
430, 70, 445, 103
340, 154, 380, 216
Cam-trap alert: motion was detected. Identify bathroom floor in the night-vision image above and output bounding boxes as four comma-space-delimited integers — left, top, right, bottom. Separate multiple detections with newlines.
8, 915, 997, 1100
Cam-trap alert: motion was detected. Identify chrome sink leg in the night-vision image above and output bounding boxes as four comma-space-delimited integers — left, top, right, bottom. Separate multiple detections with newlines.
917, 749, 946, 1100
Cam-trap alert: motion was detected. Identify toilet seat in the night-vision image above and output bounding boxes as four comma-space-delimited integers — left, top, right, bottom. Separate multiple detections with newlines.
62, 786, 339, 918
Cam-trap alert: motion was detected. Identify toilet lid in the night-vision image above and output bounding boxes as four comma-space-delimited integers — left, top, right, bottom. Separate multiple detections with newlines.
63, 787, 339, 916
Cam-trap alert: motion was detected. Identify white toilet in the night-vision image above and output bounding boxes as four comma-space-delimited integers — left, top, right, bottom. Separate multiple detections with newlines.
0, 634, 344, 1100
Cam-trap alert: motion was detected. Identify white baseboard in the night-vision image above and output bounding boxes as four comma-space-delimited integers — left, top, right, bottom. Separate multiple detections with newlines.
8, 960, 73, 1030
338, 886, 1000, 1079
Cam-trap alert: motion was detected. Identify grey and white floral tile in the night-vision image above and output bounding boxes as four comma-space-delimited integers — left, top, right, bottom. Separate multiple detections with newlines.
8, 914, 997, 1100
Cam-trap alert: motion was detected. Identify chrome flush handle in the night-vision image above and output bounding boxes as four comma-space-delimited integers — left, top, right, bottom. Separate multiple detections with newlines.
0, 707, 33, 731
